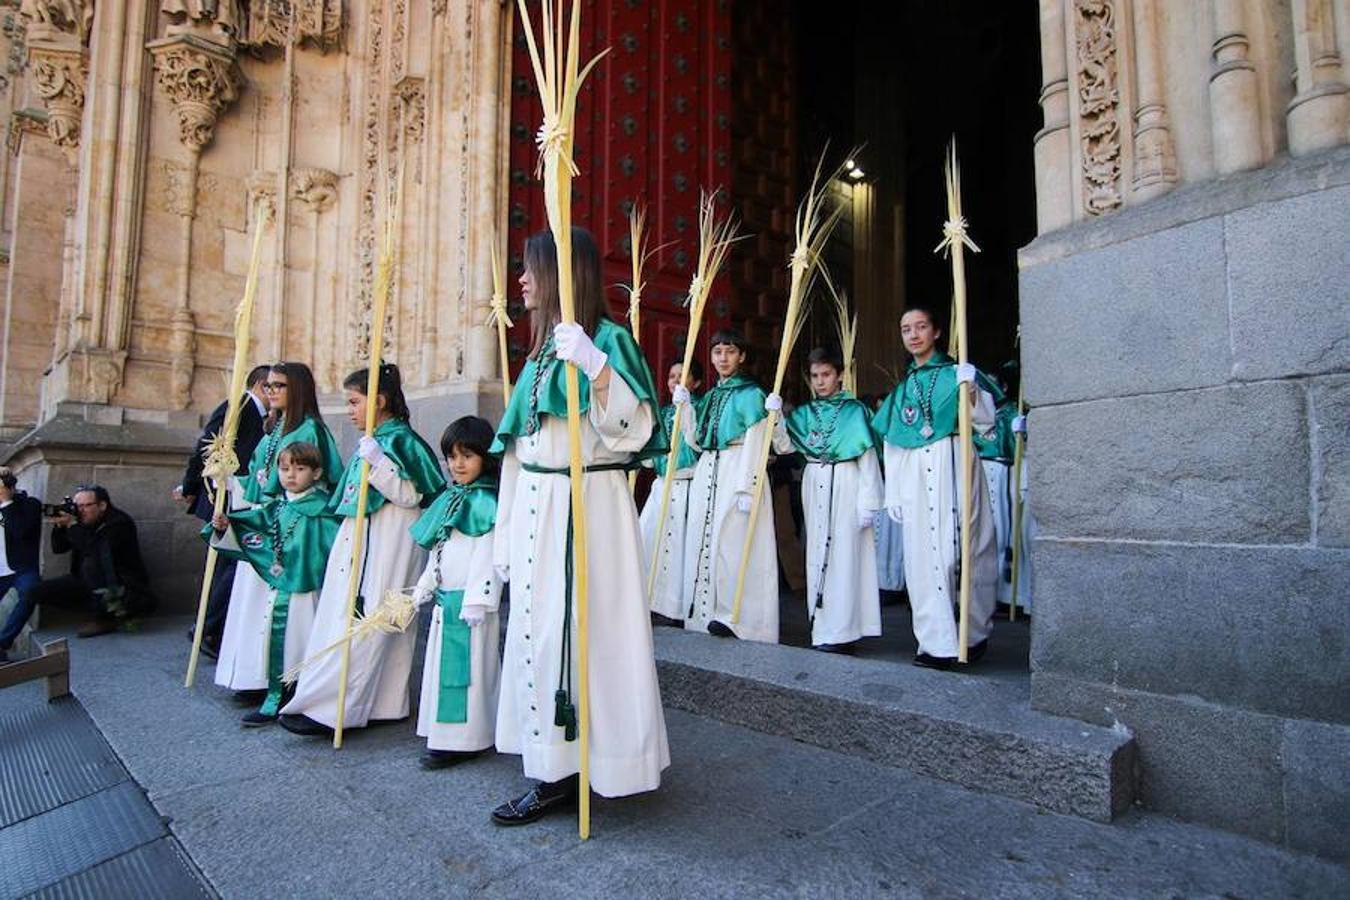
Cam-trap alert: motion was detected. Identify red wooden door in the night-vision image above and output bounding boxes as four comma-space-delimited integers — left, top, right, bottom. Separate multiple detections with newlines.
506, 0, 734, 398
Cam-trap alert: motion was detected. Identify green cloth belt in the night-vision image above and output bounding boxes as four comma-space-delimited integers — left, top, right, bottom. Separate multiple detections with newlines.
434, 588, 470, 724
259, 591, 292, 716
520, 462, 632, 476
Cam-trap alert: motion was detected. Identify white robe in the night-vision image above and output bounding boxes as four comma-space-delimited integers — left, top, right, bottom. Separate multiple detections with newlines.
281, 458, 427, 729
1015, 459, 1036, 612
493, 375, 670, 797
638, 466, 695, 620
802, 449, 884, 647
982, 459, 1014, 605
414, 528, 501, 752
873, 509, 906, 591
883, 390, 999, 659
210, 504, 318, 693
680, 415, 790, 643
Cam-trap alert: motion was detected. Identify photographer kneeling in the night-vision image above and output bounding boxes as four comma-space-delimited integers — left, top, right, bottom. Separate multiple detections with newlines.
16, 485, 156, 641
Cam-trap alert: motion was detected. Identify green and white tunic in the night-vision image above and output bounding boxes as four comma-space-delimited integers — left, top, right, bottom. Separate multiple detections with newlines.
282, 418, 446, 730
872, 352, 999, 659
784, 391, 884, 647
638, 399, 702, 620
410, 480, 501, 752
490, 318, 671, 798
678, 373, 791, 643
207, 487, 339, 713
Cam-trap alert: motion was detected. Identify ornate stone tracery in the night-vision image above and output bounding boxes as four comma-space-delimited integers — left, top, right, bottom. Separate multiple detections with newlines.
242, 0, 343, 52
1074, 0, 1122, 215
147, 34, 243, 153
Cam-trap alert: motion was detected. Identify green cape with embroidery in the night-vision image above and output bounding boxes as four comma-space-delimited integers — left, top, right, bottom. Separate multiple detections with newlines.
872, 352, 964, 449
975, 401, 1017, 461
654, 400, 701, 476
243, 415, 345, 505
784, 391, 877, 462
490, 317, 667, 461
202, 487, 340, 594
695, 373, 767, 451
409, 479, 499, 549
331, 418, 446, 516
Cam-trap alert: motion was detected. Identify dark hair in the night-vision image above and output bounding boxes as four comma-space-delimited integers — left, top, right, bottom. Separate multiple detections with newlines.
246, 365, 272, 389
343, 363, 411, 422
524, 227, 612, 359
0, 467, 16, 489
439, 416, 500, 480
671, 358, 705, 385
268, 362, 324, 437
900, 305, 941, 334
73, 484, 111, 506
806, 346, 844, 373
278, 441, 324, 471
709, 328, 749, 355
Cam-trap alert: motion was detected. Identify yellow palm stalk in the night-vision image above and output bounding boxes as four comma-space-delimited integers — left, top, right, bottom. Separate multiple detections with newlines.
730, 151, 846, 624
646, 191, 741, 598
934, 138, 981, 662
623, 204, 672, 492
333, 173, 404, 749
821, 269, 858, 395
185, 203, 269, 688
516, 0, 608, 841
486, 229, 514, 408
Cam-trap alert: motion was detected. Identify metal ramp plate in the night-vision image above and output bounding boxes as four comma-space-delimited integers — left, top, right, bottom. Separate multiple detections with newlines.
25, 837, 213, 900
0, 697, 126, 828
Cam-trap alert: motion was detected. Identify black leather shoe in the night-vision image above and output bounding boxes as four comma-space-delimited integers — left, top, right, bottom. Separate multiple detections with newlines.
814, 642, 856, 655
913, 653, 955, 671
420, 749, 484, 770
967, 639, 989, 663
707, 620, 736, 638
241, 710, 276, 728
279, 714, 332, 736
650, 613, 683, 628
199, 637, 220, 661
491, 775, 579, 826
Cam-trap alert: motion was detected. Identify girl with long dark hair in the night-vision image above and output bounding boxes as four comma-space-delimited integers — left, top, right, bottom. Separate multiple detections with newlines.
488, 226, 670, 825
216, 361, 344, 696
280, 364, 446, 736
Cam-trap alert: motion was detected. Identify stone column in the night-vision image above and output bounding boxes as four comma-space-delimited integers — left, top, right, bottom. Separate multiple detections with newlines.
1286, 0, 1350, 156
147, 31, 242, 409
1129, 0, 1177, 200
1208, 0, 1266, 174
1035, 0, 1074, 232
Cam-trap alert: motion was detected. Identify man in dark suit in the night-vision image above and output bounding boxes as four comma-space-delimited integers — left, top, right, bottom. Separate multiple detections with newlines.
175, 365, 270, 657
0, 467, 43, 662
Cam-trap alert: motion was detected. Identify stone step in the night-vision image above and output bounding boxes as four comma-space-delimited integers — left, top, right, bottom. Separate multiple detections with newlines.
653, 628, 1137, 823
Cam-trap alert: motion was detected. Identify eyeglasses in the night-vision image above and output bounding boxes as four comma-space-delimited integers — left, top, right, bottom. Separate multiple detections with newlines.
262, 381, 289, 392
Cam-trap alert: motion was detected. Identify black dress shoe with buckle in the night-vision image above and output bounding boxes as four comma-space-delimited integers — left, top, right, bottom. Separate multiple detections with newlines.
420, 749, 484, 770
707, 620, 736, 638
491, 775, 579, 826
279, 714, 332, 736
913, 652, 955, 671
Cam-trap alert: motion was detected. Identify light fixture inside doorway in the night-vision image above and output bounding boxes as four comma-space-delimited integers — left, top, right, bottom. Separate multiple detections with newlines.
844, 157, 866, 181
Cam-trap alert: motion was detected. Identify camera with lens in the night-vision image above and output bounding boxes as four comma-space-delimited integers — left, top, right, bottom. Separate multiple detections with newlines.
41, 496, 77, 518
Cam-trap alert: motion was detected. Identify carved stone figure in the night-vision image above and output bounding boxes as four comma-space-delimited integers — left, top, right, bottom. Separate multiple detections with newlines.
161, 0, 244, 42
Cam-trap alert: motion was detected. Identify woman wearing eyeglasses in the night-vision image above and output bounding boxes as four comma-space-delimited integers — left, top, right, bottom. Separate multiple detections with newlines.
215, 362, 344, 702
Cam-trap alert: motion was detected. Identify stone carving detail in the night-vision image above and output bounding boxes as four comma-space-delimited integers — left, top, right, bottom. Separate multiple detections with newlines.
160, 158, 198, 216
396, 76, 425, 147
354, 0, 385, 360
64, 348, 128, 405
19, 0, 91, 43
290, 166, 338, 214
7, 108, 46, 156
168, 308, 196, 407
161, 0, 244, 43
1074, 0, 1122, 214
27, 42, 84, 161
148, 35, 243, 152
247, 169, 278, 223
242, 0, 343, 51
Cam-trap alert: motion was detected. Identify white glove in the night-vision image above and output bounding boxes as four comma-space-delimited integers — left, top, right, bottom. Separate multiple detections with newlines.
764, 392, 783, 413
460, 605, 487, 627
357, 435, 385, 465
955, 363, 977, 386
672, 384, 692, 407
857, 510, 874, 531
494, 564, 510, 584
735, 493, 753, 513
553, 322, 609, 380
1012, 415, 1027, 435
887, 505, 904, 524
412, 585, 434, 608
